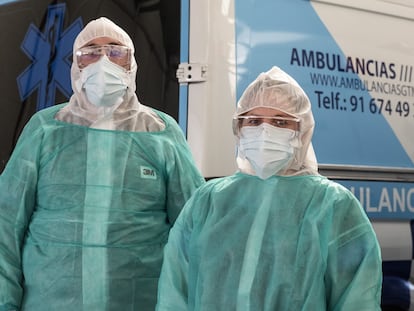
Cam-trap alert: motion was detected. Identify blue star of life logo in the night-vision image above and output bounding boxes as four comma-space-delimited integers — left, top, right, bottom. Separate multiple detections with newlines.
17, 3, 83, 111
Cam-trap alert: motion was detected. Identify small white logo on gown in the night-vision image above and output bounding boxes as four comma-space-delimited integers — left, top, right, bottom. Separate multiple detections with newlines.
140, 166, 157, 179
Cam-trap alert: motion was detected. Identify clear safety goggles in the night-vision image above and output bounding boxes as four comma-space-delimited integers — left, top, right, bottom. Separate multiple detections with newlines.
76, 44, 131, 69
235, 115, 300, 131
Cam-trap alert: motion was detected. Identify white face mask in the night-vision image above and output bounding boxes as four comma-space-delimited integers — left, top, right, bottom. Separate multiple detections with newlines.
80, 55, 128, 107
239, 123, 298, 179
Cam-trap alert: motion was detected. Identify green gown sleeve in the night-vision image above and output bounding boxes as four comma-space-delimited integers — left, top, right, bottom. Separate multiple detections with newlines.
0, 114, 44, 309
156, 195, 194, 311
162, 114, 205, 224
325, 190, 382, 311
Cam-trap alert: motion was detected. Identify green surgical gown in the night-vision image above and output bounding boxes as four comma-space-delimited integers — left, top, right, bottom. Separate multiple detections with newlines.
156, 173, 382, 311
0, 103, 205, 310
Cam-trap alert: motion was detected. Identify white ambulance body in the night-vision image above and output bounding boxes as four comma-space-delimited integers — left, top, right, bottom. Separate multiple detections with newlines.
179, 0, 414, 308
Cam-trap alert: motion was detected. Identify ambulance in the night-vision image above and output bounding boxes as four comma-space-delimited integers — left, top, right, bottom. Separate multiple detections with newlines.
1, 0, 414, 308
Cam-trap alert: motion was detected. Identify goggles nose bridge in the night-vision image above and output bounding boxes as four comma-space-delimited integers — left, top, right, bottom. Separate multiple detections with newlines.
94, 46, 106, 55
96, 46, 116, 57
